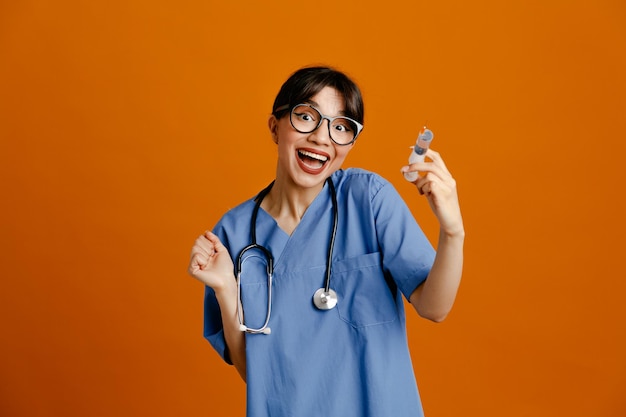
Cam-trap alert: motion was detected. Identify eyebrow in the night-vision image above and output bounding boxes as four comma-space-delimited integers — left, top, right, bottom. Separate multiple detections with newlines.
303, 99, 347, 116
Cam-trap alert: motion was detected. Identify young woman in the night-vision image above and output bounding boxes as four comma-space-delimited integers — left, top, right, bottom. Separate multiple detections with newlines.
188, 66, 464, 417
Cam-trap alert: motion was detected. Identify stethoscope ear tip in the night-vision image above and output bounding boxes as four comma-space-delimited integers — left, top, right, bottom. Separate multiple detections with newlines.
238, 323, 272, 335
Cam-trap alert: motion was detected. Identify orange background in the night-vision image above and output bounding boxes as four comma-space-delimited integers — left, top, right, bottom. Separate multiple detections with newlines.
1, 1, 625, 416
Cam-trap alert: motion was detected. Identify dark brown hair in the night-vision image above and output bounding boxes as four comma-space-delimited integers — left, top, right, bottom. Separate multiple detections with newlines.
272, 66, 364, 125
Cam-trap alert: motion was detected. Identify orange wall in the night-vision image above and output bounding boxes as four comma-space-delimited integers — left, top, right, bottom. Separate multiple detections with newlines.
1, 1, 625, 416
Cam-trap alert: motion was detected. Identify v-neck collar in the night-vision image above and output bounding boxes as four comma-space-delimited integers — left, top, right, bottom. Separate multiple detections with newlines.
255, 181, 332, 273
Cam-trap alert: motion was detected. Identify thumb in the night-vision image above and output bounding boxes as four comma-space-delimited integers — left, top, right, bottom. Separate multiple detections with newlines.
205, 231, 227, 253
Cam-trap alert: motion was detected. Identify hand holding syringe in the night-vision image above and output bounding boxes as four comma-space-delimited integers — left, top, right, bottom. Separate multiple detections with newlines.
403, 126, 434, 182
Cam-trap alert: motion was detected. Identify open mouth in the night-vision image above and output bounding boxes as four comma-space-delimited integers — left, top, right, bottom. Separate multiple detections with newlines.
297, 149, 329, 171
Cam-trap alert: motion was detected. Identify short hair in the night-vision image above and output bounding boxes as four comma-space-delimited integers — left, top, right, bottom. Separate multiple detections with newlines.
271, 66, 364, 125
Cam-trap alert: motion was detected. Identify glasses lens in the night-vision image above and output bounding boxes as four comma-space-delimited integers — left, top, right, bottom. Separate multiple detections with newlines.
291, 105, 321, 133
330, 117, 358, 145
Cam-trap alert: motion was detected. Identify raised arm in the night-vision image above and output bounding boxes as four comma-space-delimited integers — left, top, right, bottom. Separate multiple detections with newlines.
402, 149, 465, 322
188, 231, 247, 381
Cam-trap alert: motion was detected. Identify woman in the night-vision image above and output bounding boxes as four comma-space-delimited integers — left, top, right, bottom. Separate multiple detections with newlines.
188, 66, 464, 417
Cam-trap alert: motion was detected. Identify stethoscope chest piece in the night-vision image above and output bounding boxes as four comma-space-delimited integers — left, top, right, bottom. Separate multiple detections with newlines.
313, 288, 338, 310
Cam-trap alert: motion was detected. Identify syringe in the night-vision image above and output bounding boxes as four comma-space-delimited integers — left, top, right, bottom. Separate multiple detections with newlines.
403, 126, 434, 182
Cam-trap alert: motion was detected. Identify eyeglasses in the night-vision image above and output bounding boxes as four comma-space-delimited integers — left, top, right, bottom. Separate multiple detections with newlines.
276, 104, 363, 145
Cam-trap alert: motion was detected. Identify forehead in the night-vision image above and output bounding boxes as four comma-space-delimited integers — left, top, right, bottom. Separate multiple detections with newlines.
303, 87, 346, 115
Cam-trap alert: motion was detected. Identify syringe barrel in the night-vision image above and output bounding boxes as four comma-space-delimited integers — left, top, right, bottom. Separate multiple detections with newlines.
414, 129, 434, 156
404, 128, 434, 182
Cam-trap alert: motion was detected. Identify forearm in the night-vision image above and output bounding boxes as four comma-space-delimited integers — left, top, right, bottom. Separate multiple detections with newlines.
410, 228, 464, 322
214, 284, 247, 382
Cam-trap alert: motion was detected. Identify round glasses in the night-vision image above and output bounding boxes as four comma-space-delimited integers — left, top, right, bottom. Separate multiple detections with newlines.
276, 104, 363, 145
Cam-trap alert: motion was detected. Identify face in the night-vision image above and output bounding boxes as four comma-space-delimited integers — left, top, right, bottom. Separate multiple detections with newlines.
268, 86, 355, 190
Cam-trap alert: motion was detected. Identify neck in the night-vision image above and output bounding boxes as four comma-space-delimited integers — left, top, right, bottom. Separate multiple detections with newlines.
261, 177, 326, 235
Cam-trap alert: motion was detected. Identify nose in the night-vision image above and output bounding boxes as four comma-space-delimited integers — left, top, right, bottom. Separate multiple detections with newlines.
309, 117, 333, 145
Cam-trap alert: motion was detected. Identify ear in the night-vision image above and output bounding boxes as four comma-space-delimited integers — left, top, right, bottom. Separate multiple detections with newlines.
268, 115, 279, 144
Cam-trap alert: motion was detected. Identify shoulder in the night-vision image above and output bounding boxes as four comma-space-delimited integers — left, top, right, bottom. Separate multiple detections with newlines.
212, 198, 256, 244
332, 168, 398, 203
217, 198, 255, 224
332, 168, 390, 198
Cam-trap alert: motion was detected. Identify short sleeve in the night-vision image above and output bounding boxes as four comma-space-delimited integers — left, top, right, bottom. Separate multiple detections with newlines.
372, 180, 436, 299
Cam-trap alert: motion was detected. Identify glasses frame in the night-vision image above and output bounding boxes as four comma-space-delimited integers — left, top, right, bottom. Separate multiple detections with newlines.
275, 103, 363, 146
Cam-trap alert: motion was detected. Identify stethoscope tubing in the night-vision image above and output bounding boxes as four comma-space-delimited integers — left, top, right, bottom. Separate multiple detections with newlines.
324, 178, 338, 293
236, 246, 274, 334
236, 177, 338, 334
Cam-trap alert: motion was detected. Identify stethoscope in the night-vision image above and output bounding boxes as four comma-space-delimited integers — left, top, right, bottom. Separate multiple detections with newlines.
236, 177, 339, 335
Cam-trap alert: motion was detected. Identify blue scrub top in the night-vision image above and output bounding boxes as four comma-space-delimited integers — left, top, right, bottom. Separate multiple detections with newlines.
204, 168, 436, 417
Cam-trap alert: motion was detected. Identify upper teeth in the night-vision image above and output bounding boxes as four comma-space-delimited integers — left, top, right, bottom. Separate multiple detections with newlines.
299, 150, 328, 162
